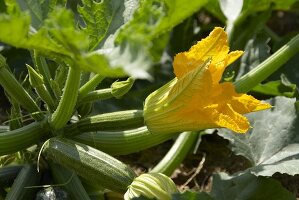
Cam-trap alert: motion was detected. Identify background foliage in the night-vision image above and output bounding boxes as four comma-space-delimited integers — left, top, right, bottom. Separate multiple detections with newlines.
0, 0, 299, 199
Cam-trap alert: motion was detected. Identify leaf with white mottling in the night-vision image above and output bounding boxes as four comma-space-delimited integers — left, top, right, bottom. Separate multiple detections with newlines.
218, 96, 299, 176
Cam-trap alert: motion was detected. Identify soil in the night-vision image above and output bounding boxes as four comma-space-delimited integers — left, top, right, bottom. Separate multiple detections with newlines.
118, 133, 299, 198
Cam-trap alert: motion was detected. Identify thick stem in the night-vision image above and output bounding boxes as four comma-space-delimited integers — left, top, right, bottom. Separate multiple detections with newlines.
50, 67, 81, 130
64, 110, 145, 136
0, 120, 50, 156
234, 33, 299, 93
150, 132, 198, 176
72, 127, 176, 156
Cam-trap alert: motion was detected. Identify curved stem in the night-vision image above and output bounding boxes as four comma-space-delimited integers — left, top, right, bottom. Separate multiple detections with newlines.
33, 51, 54, 98
150, 132, 198, 176
234, 33, 299, 93
79, 74, 104, 98
78, 89, 113, 105
50, 67, 81, 130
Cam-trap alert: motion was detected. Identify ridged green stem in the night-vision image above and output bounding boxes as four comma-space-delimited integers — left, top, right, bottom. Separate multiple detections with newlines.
79, 74, 104, 98
72, 127, 176, 155
77, 74, 104, 117
33, 51, 54, 97
50, 67, 81, 130
63, 110, 145, 136
150, 132, 198, 176
0, 120, 50, 156
0, 55, 44, 121
35, 84, 56, 111
234, 33, 299, 93
27, 65, 57, 111
78, 88, 113, 105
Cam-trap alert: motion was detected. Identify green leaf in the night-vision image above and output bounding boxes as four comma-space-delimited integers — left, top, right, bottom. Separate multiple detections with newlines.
117, 0, 207, 45
0, 7, 121, 76
217, 96, 299, 176
251, 76, 297, 98
211, 172, 296, 200
95, 41, 152, 79
172, 191, 214, 200
0, 10, 71, 58
16, 0, 56, 29
113, 0, 207, 78
44, 7, 89, 53
1, 0, 208, 79
78, 0, 125, 50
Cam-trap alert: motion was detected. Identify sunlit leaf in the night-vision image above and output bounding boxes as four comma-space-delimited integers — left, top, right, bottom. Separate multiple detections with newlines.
16, 0, 56, 29
218, 96, 299, 176
78, 0, 126, 50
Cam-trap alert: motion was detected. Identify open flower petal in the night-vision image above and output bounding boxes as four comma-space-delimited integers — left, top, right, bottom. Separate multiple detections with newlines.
144, 27, 271, 134
173, 27, 240, 79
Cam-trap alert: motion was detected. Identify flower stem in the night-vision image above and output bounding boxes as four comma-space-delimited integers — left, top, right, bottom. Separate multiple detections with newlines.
150, 132, 199, 176
78, 74, 104, 98
234, 33, 299, 93
77, 89, 113, 105
50, 67, 81, 130
32, 51, 54, 98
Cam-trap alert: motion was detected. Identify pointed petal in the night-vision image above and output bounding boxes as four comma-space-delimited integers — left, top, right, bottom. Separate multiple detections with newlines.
188, 27, 229, 64
215, 104, 250, 133
173, 27, 229, 78
226, 51, 243, 66
231, 94, 272, 114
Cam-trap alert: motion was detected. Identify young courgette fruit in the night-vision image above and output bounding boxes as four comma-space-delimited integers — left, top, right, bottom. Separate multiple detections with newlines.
5, 164, 41, 200
43, 137, 136, 194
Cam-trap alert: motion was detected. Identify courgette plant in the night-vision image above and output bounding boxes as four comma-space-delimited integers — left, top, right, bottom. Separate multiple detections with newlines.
1, 0, 299, 200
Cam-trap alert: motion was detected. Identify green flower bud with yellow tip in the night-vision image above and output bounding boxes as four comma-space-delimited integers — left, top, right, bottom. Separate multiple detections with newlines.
111, 77, 135, 99
124, 173, 178, 200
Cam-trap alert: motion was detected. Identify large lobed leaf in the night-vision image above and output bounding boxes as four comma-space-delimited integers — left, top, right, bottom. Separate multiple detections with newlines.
211, 172, 295, 200
0, 0, 207, 79
218, 96, 299, 176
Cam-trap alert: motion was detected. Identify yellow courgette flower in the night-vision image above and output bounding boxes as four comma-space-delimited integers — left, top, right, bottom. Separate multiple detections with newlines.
144, 27, 271, 134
